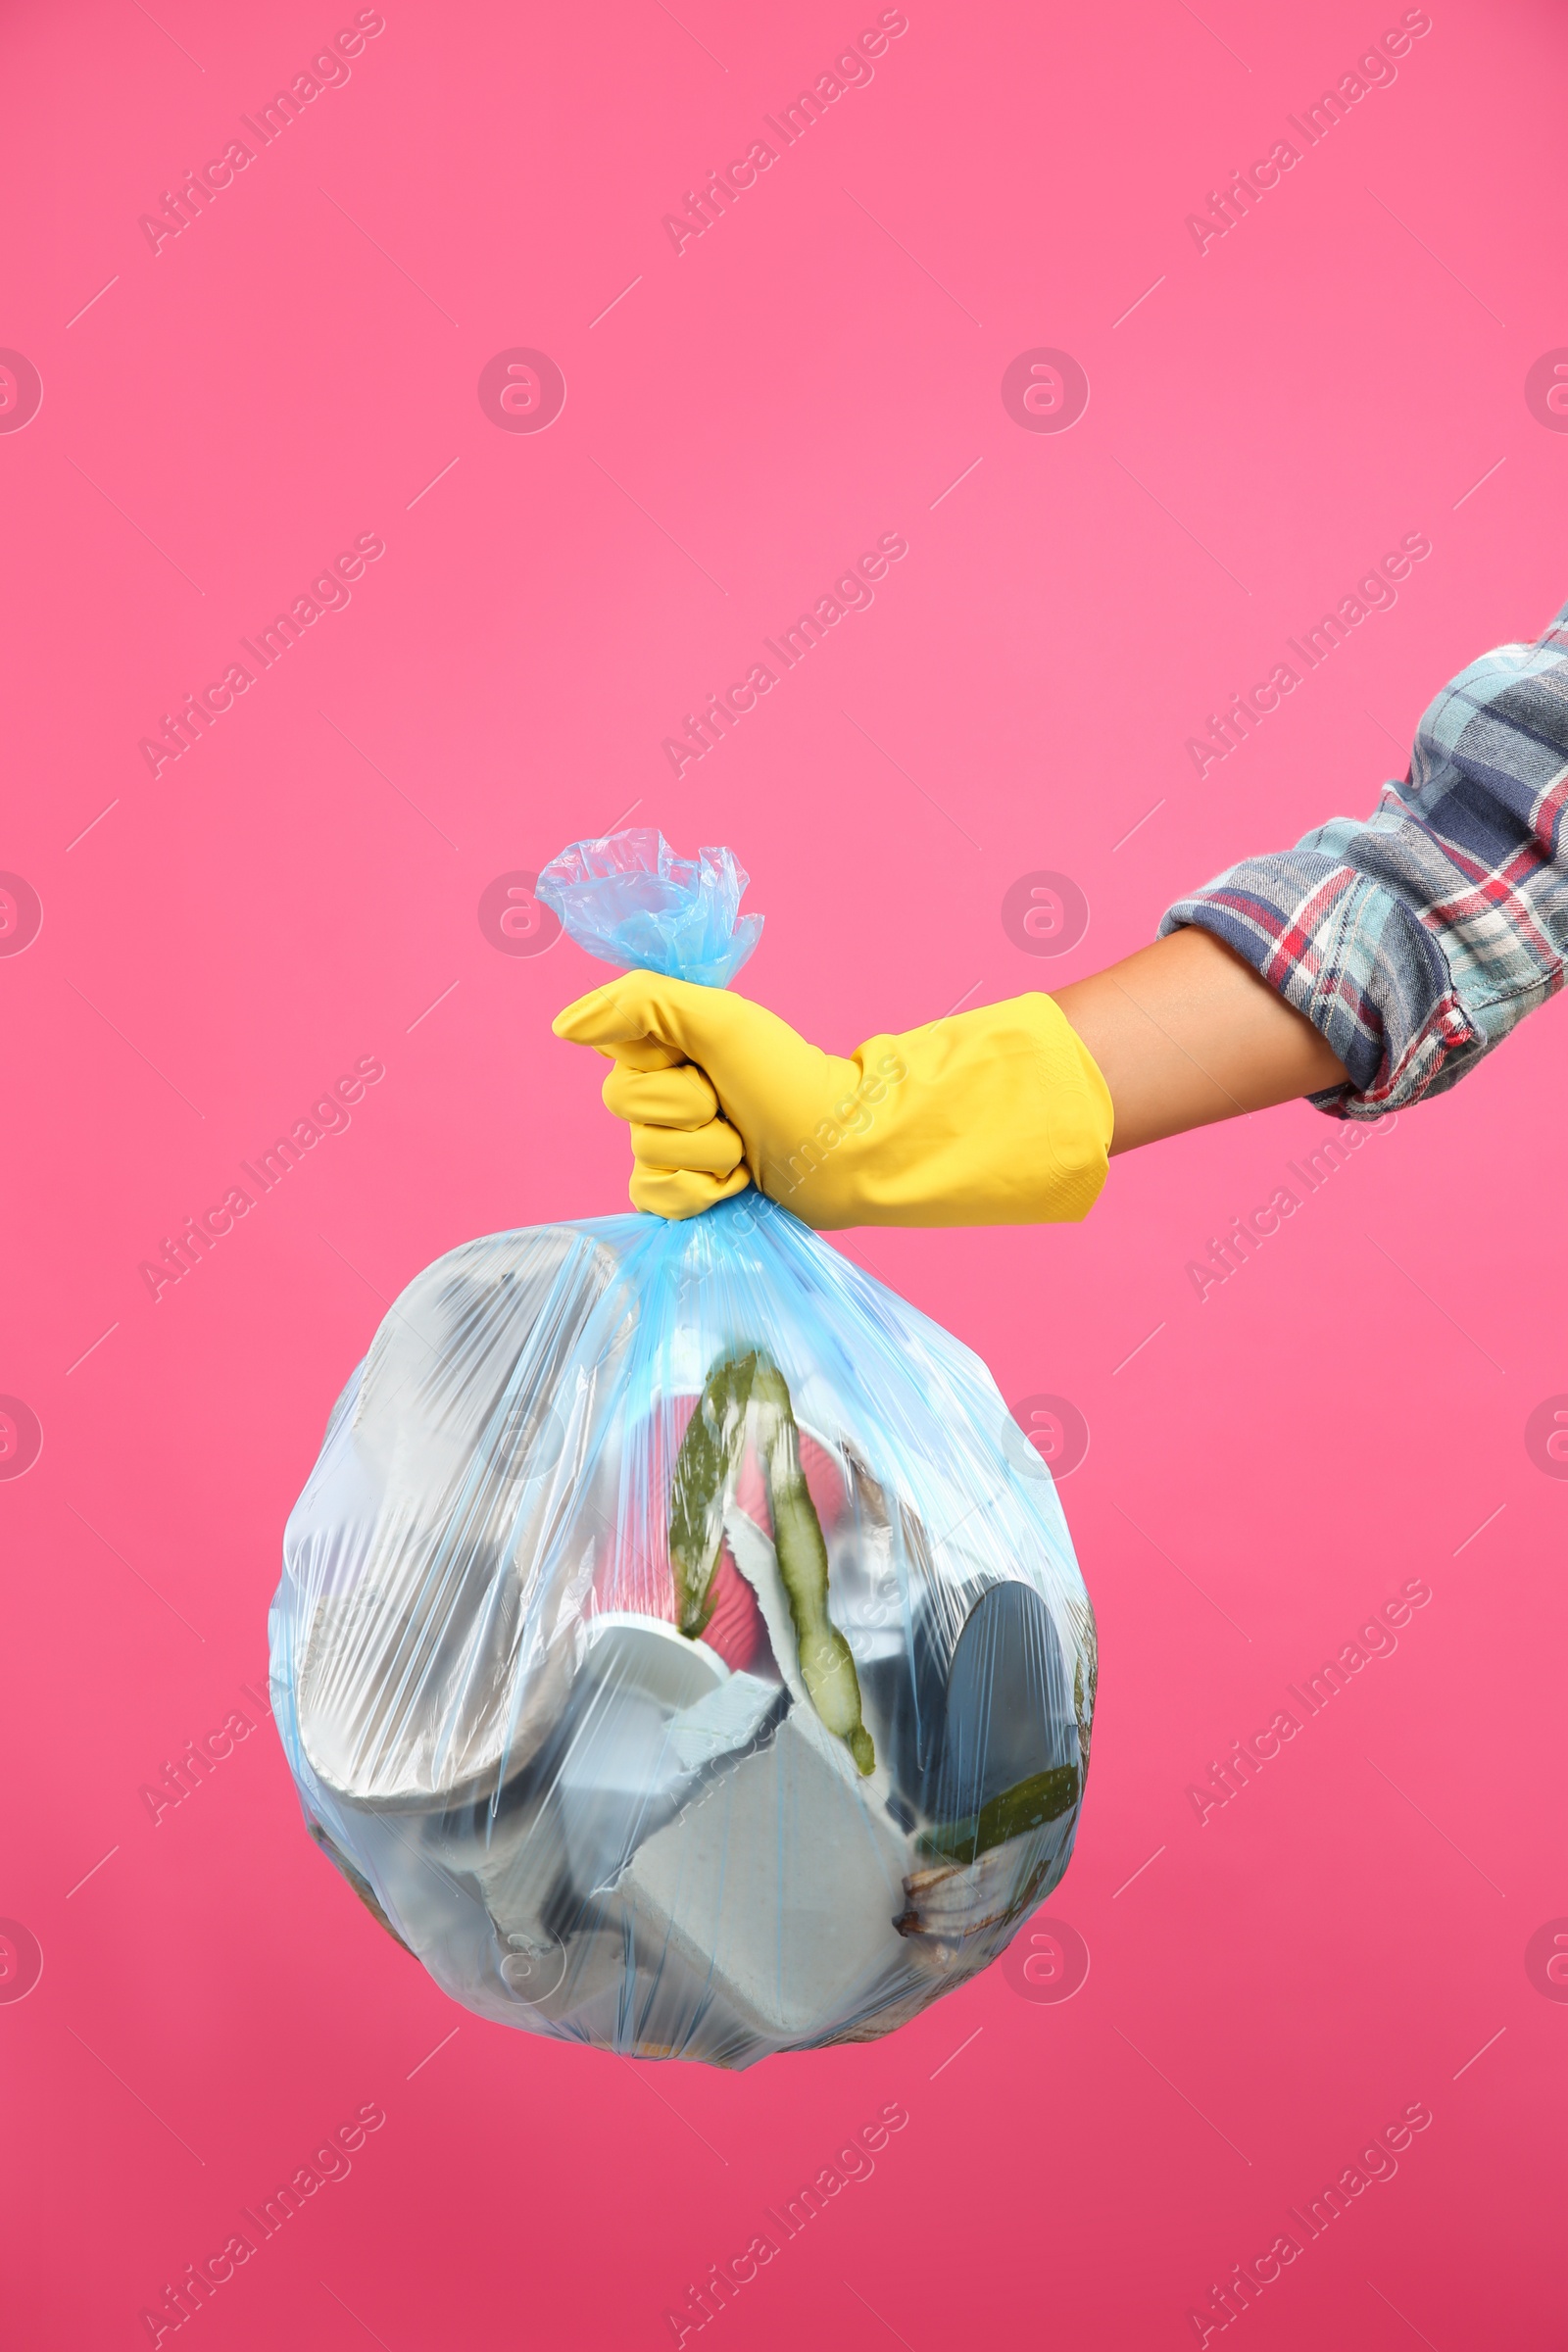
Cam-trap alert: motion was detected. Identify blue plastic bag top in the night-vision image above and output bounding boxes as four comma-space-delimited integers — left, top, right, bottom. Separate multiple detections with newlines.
538, 827, 762, 989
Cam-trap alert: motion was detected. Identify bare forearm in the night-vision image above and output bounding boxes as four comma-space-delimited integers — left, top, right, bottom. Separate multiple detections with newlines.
1052, 927, 1348, 1156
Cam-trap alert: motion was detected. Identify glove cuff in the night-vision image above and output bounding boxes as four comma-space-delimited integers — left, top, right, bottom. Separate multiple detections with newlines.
1021, 992, 1115, 1221
763, 994, 1112, 1227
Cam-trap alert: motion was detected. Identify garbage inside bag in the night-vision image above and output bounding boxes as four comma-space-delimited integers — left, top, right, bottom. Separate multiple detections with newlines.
270, 830, 1097, 2067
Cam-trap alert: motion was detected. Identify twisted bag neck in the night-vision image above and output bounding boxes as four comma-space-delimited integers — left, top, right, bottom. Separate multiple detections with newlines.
537, 826, 762, 991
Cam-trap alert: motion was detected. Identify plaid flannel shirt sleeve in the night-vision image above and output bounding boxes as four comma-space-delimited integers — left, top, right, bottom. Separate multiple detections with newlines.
1158, 599, 1568, 1118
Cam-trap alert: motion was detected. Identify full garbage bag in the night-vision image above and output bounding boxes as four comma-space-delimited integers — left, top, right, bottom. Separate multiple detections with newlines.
270, 831, 1098, 2068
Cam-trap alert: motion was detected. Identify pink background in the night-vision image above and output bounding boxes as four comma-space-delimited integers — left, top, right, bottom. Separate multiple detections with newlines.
3, 0, 1566, 2343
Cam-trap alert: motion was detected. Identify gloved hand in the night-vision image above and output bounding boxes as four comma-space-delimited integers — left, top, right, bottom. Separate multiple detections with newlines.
552, 973, 1113, 1228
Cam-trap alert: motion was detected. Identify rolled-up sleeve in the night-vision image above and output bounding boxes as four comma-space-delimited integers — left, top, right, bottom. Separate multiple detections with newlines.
1159, 599, 1568, 1117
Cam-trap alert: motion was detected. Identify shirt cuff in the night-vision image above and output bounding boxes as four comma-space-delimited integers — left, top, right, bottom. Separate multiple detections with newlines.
1158, 854, 1479, 1118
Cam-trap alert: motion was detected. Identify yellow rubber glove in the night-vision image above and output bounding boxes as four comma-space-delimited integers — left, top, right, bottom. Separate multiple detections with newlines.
552, 973, 1113, 1229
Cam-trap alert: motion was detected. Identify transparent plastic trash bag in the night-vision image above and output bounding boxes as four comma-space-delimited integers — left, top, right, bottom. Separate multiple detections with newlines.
270, 831, 1097, 2068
